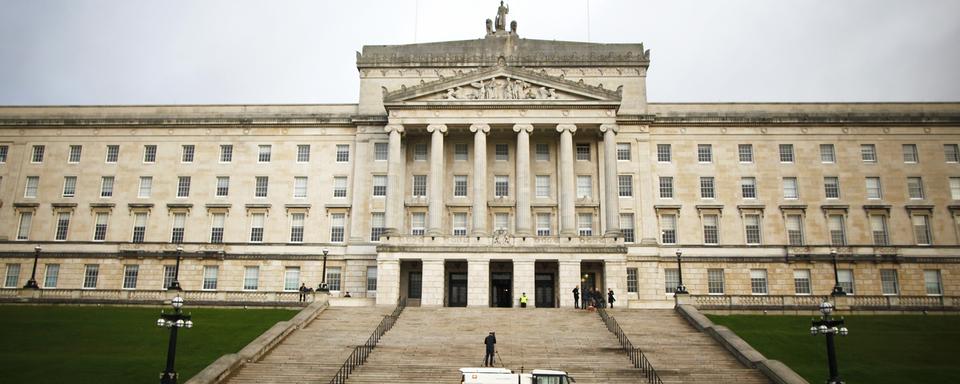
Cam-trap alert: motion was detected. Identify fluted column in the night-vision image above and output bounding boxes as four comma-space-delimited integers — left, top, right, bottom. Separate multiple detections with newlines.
557, 124, 578, 236
600, 124, 621, 237
514, 124, 534, 235
470, 124, 490, 236
427, 124, 447, 235
384, 124, 405, 235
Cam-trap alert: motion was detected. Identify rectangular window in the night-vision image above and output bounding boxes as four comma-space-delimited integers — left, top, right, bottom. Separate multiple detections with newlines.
293, 176, 308, 198
258, 144, 272, 163
575, 143, 590, 161
576, 175, 592, 198
330, 213, 345, 243
924, 270, 943, 295
82, 264, 99, 289
143, 145, 156, 163
162, 265, 176, 289
326, 267, 342, 292
122, 265, 139, 289
413, 143, 427, 161
913, 214, 932, 245
219, 144, 233, 162
577, 213, 593, 236
786, 214, 804, 246
281, 267, 300, 291
838, 269, 855, 294
370, 212, 386, 241
494, 213, 509, 231
68, 145, 82, 163
536, 213, 552, 236
865, 177, 882, 199
494, 175, 509, 197
93, 212, 109, 241
779, 144, 795, 163
177, 176, 191, 198
255, 176, 269, 198
657, 144, 672, 162
741, 177, 756, 199
496, 143, 509, 161
661, 214, 677, 244
297, 144, 311, 162
243, 266, 259, 290
171, 213, 186, 243
290, 213, 306, 242
535, 175, 550, 198
54, 212, 71, 241
181, 145, 195, 163
216, 176, 230, 197
100, 176, 114, 198
4, 264, 20, 288
907, 177, 924, 199
367, 266, 378, 292
870, 214, 888, 246
249, 213, 265, 243
951, 177, 960, 200
902, 144, 919, 163
744, 214, 762, 245
659, 176, 674, 199
535, 143, 550, 161
861, 144, 877, 162
453, 175, 468, 197
32, 145, 45, 163
453, 143, 468, 161
105, 145, 119, 163
17, 212, 33, 241
138, 176, 153, 198
411, 212, 426, 235
664, 269, 679, 293
945, 144, 960, 163
783, 177, 799, 199
452, 212, 468, 236
828, 214, 846, 246
203, 266, 218, 290
697, 144, 713, 163
412, 175, 427, 197
333, 176, 347, 198
820, 144, 836, 163
617, 143, 631, 161
44, 264, 60, 288
24, 176, 39, 198
794, 269, 812, 295
210, 213, 225, 243
824, 177, 840, 199
372, 175, 387, 197
750, 269, 768, 295
880, 269, 899, 295
0, 145, 6, 163
618, 175, 633, 197
700, 176, 715, 199
626, 268, 638, 293
738, 144, 753, 163
132, 212, 147, 243
620, 214, 635, 243
708, 269, 725, 294
702, 214, 719, 245
62, 176, 77, 197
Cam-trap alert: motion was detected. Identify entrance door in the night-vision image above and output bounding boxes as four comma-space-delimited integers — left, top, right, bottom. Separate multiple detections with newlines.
580, 272, 596, 307
448, 273, 467, 307
535, 273, 555, 308
491, 272, 513, 307
408, 271, 422, 299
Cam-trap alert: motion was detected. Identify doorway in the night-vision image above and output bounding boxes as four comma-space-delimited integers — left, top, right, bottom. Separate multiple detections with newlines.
448, 273, 468, 307
535, 273, 555, 308
491, 272, 513, 307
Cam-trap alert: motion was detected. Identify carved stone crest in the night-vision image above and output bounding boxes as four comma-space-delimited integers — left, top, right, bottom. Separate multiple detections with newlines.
492, 229, 512, 245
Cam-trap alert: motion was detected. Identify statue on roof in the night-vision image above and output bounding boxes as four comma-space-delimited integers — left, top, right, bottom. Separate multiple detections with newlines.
495, 1, 509, 32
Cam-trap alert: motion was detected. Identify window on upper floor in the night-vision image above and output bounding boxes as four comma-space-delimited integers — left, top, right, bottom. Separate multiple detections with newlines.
902, 144, 919, 163
374, 142, 389, 161
495, 144, 509, 161
297, 144, 311, 163
698, 144, 713, 163
575, 143, 590, 161
860, 144, 877, 163
738, 144, 753, 163
779, 144, 794, 163
453, 143, 468, 161
335, 144, 349, 162
181, 145, 195, 163
657, 144, 671, 163
616, 143, 631, 161
820, 144, 836, 163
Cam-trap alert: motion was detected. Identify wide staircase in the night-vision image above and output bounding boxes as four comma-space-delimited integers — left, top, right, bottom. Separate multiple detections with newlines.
611, 309, 770, 384
345, 307, 651, 384
224, 306, 393, 384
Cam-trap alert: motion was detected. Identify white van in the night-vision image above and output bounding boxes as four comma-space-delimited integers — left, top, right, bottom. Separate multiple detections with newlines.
459, 368, 574, 384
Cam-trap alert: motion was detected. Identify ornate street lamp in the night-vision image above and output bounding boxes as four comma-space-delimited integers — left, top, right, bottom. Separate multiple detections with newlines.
317, 248, 330, 292
809, 301, 849, 384
829, 249, 846, 296
167, 246, 184, 291
674, 249, 688, 294
157, 295, 193, 384
23, 245, 42, 289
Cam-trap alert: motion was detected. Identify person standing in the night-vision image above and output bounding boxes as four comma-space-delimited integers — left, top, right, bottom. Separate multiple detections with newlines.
519, 292, 528, 308
298, 283, 308, 302
483, 331, 497, 367
608, 288, 616, 308
572, 286, 580, 309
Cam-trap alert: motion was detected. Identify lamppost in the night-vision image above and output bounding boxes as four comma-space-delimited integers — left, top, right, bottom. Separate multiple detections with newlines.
157, 295, 193, 384
317, 248, 329, 292
674, 249, 688, 294
23, 245, 42, 289
809, 301, 848, 384
829, 249, 846, 296
167, 246, 184, 291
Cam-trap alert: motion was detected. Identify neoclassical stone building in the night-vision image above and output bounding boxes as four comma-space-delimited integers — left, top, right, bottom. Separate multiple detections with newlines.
1, 10, 958, 308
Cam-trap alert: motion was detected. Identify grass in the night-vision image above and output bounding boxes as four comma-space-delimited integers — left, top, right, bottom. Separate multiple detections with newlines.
0, 305, 298, 384
707, 314, 960, 384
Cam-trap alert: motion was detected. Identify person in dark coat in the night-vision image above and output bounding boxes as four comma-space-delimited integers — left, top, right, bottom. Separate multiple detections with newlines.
483, 331, 497, 367
608, 288, 616, 308
298, 283, 309, 302
572, 286, 580, 309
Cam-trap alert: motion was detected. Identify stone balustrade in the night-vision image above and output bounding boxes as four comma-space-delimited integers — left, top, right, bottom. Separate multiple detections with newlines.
692, 294, 960, 312
0, 288, 312, 307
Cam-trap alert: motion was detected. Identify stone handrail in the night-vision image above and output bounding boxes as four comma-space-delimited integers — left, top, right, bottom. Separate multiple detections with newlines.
691, 295, 960, 311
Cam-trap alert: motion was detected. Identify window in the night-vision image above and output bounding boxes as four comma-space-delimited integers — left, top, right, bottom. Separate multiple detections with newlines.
535, 213, 551, 236
202, 266, 218, 290
951, 177, 960, 200
659, 177, 674, 199
626, 268, 638, 293
869, 215, 888, 246
577, 213, 593, 236
17, 212, 33, 241
779, 144, 795, 163
617, 143, 631, 161
24, 176, 39, 198
782, 177, 799, 199
258, 144, 272, 163
370, 212, 385, 241
32, 145, 45, 163
535, 175, 550, 198
702, 214, 719, 245
0, 145, 8, 163
82, 264, 99, 289
54, 212, 71, 241
657, 144, 671, 162
44, 264, 60, 288
413, 143, 427, 161
274, 266, 298, 291
452, 213, 468, 236
243, 266, 259, 290
828, 214, 846, 246
171, 213, 186, 243
741, 177, 756, 199
367, 267, 378, 292
411, 212, 426, 235
62, 176, 77, 197
68, 145, 82, 163
177, 176, 191, 198
216, 176, 230, 197
620, 214, 635, 243
700, 177, 715, 199
575, 143, 590, 161
880, 269, 899, 295
794, 270, 812, 295
293, 176, 308, 198
373, 143, 390, 161
744, 214, 762, 245
210, 213, 225, 243
494, 175, 509, 197
576, 175, 592, 198
93, 212, 108, 241
860, 144, 877, 162
330, 213, 345, 242
181, 145, 195, 163
660, 214, 677, 244
333, 176, 347, 198
453, 175, 468, 197
618, 175, 633, 197
122, 265, 138, 289
823, 177, 840, 199
495, 143, 509, 161
297, 144, 311, 162
924, 270, 943, 295
750, 269, 768, 295
838, 269, 855, 294
738, 144, 753, 163
697, 144, 713, 163
412, 175, 427, 197
945, 144, 960, 163
4, 264, 20, 288
865, 177, 882, 199
162, 265, 176, 289
785, 214, 804, 246
912, 214, 932, 245
907, 177, 924, 199
219, 144, 233, 162
138, 176, 153, 198
453, 143, 467, 161
820, 144, 836, 163
105, 145, 119, 163
902, 144, 918, 163
100, 176, 114, 198
143, 145, 156, 163
708, 269, 725, 294
326, 267, 342, 291
372, 175, 387, 197
494, 213, 509, 231
132, 212, 147, 243
664, 269, 679, 293
249, 213, 265, 243
255, 176, 269, 197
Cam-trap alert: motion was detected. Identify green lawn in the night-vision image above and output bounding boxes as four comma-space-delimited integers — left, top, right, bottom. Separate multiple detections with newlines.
0, 305, 298, 384
707, 314, 960, 384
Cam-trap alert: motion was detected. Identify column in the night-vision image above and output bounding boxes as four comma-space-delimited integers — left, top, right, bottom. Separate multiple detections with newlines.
420, 259, 445, 307
470, 124, 490, 236
427, 124, 447, 235
600, 124, 622, 237
375, 259, 400, 306
384, 124, 405, 235
514, 124, 534, 235
557, 124, 578, 236
558, 260, 582, 308
513, 260, 536, 308
467, 259, 490, 307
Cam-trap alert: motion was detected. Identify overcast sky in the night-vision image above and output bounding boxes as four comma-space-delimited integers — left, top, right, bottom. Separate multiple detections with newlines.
1, 0, 958, 105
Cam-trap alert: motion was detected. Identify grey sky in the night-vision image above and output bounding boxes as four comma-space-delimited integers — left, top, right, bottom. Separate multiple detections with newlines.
1, 0, 958, 106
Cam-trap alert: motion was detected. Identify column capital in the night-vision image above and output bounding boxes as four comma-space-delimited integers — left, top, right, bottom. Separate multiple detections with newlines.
426, 124, 448, 134
384, 124, 404, 134
469, 123, 491, 134
556, 124, 577, 134
513, 123, 534, 134
599, 123, 619, 134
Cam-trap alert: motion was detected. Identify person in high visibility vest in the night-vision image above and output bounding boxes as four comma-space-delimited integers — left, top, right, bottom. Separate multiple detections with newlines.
519, 292, 528, 308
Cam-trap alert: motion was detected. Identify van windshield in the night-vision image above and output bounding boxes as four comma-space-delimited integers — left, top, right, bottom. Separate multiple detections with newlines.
534, 375, 568, 384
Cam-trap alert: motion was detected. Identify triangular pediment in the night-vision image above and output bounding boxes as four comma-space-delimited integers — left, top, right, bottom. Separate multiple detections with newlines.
383, 66, 622, 103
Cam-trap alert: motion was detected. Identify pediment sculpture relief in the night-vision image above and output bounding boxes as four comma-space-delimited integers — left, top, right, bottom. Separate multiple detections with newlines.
443, 77, 560, 100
